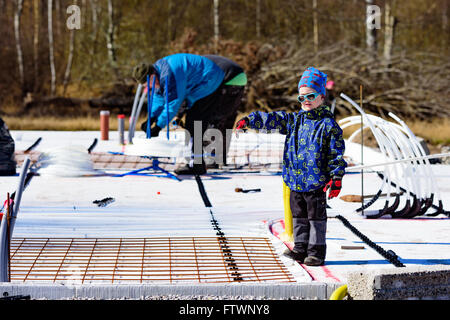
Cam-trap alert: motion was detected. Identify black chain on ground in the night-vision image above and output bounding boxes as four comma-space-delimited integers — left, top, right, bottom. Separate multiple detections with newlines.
356, 189, 382, 212
194, 173, 404, 269
334, 214, 405, 267
194, 174, 243, 281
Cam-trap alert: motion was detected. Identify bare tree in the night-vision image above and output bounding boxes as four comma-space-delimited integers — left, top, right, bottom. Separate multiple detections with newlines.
107, 0, 119, 77
313, 0, 318, 54
48, 0, 56, 96
81, 0, 87, 29
14, 0, 24, 92
55, 0, 60, 38
365, 0, 378, 57
383, 0, 397, 66
213, 0, 219, 50
443, 0, 448, 48
63, 0, 78, 95
90, 0, 99, 36
256, 0, 261, 38
33, 0, 40, 92
89, 0, 100, 64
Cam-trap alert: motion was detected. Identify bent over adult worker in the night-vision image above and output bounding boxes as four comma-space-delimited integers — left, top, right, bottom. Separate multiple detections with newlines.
132, 53, 247, 175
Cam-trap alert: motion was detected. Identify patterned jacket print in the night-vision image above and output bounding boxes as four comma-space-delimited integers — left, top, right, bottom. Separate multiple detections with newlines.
247, 106, 347, 192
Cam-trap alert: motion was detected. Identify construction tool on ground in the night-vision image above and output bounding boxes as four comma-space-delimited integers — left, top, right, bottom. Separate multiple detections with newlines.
235, 188, 261, 193
340, 192, 403, 203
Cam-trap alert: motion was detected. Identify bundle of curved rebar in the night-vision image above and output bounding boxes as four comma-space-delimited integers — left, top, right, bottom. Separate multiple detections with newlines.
339, 93, 448, 219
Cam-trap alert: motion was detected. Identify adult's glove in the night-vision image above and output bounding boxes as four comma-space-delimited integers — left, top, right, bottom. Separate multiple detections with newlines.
323, 178, 342, 199
150, 125, 161, 137
141, 119, 161, 137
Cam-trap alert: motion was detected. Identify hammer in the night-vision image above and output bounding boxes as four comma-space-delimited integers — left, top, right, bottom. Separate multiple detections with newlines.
235, 188, 261, 193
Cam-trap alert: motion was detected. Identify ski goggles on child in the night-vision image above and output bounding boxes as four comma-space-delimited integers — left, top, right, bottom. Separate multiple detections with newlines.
297, 92, 321, 103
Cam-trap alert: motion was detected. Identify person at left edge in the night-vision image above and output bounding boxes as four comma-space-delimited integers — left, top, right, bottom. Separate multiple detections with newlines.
0, 117, 16, 176
132, 53, 247, 175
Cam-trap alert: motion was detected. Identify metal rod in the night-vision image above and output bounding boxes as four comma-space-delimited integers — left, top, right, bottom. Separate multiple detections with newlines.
0, 157, 31, 282
128, 83, 143, 144
347, 152, 450, 171
7, 193, 10, 282
360, 85, 364, 216
165, 76, 170, 140
146, 75, 156, 139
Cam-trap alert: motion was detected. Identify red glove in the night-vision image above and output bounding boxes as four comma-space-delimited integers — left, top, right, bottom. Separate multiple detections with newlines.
323, 178, 342, 199
234, 117, 249, 130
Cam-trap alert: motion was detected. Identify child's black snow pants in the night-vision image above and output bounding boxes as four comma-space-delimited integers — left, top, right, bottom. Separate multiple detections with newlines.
290, 188, 328, 260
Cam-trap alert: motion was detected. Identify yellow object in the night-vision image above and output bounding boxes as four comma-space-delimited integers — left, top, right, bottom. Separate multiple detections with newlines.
330, 285, 348, 300
280, 182, 294, 243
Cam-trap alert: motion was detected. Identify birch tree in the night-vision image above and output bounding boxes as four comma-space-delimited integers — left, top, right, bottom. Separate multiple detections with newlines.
48, 0, 56, 96
63, 0, 79, 95
383, 0, 397, 66
107, 0, 119, 77
365, 0, 379, 58
14, 0, 24, 91
90, 0, 99, 37
90, 0, 100, 64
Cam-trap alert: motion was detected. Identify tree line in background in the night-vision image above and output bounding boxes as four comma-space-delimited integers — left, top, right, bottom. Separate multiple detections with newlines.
0, 0, 448, 120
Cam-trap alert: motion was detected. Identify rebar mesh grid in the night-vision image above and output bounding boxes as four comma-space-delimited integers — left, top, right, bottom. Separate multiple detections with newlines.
90, 152, 155, 170
14, 150, 283, 170
88, 152, 283, 170
9, 237, 295, 284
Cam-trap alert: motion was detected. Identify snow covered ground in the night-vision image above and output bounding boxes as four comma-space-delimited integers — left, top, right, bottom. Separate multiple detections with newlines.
1, 129, 449, 286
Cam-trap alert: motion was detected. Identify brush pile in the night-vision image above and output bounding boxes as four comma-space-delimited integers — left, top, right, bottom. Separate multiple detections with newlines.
250, 42, 450, 120
170, 31, 450, 120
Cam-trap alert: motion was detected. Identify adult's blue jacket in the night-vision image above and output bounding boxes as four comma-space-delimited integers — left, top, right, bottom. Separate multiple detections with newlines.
247, 106, 347, 192
149, 53, 225, 129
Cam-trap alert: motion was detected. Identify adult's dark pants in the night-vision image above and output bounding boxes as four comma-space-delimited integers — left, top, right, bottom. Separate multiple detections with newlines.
290, 188, 328, 260
184, 84, 244, 166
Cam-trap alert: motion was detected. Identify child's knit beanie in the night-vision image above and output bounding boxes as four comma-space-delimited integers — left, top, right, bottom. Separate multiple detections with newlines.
298, 67, 327, 96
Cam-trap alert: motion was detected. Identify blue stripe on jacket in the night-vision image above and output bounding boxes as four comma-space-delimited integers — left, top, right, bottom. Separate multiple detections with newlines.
247, 106, 347, 192
150, 53, 225, 129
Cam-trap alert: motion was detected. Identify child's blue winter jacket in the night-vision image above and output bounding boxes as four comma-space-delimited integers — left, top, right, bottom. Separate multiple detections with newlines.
247, 106, 347, 192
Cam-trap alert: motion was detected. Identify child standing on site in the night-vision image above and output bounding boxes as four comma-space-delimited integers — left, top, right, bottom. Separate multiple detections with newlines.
234, 67, 347, 266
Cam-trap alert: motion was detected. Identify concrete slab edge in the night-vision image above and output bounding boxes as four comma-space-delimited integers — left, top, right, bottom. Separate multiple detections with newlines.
347, 265, 450, 300
0, 282, 344, 300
